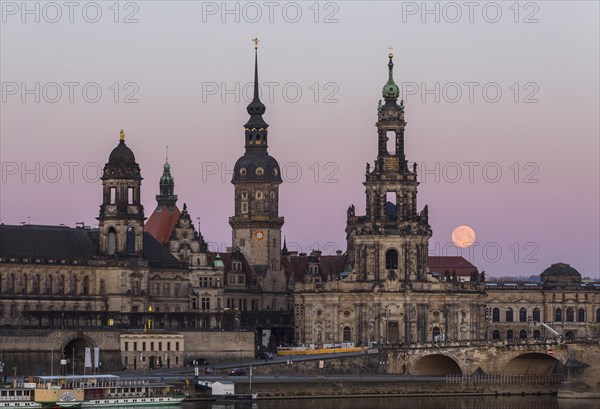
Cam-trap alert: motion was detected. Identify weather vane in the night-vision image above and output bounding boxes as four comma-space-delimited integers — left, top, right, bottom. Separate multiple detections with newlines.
252, 36, 260, 49
165, 145, 169, 162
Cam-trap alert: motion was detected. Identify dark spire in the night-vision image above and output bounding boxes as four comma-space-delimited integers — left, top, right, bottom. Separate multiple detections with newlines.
281, 236, 289, 256
382, 50, 400, 106
156, 146, 177, 210
244, 37, 269, 151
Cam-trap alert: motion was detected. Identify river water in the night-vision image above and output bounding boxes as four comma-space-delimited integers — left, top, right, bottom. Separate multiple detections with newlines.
181, 396, 600, 409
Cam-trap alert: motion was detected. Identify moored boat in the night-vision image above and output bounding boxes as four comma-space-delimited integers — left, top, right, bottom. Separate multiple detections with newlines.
1, 375, 185, 408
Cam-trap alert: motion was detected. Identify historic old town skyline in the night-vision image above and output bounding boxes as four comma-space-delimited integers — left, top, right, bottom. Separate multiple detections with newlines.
1, 2, 598, 278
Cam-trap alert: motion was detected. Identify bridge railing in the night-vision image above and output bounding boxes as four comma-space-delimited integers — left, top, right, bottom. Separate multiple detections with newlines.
446, 373, 564, 385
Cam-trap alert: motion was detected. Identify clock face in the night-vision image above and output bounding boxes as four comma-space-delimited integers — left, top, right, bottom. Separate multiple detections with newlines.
254, 230, 265, 240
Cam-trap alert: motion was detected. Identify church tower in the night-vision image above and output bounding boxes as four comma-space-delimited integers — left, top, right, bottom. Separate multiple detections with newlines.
156, 152, 177, 211
98, 130, 145, 256
346, 52, 432, 283
229, 39, 285, 302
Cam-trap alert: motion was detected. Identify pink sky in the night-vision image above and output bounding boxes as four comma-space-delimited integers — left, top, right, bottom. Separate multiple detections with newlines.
1, 1, 598, 278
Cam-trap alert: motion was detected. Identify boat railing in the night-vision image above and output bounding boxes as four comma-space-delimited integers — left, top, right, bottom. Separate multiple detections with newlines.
0, 395, 31, 401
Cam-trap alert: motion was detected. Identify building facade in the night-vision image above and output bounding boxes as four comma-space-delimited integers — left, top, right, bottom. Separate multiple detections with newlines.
0, 48, 598, 355
292, 53, 600, 346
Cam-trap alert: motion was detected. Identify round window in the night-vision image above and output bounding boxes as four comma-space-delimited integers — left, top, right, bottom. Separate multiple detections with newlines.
256, 167, 264, 176
240, 167, 247, 176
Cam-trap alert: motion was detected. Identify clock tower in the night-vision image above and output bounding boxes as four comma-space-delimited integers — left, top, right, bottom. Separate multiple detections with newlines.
229, 39, 285, 300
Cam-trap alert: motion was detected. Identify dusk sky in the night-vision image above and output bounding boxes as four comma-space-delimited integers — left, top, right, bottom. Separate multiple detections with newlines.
1, 1, 598, 278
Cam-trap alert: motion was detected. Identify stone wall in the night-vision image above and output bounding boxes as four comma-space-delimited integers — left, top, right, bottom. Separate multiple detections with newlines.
183, 331, 255, 361
0, 329, 255, 375
232, 379, 559, 397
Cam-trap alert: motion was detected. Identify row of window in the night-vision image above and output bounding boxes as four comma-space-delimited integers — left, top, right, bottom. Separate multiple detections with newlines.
224, 298, 265, 311
150, 282, 183, 297
492, 329, 542, 340
0, 273, 100, 296
491, 307, 600, 323
0, 302, 95, 318
124, 340, 180, 352
240, 200, 277, 214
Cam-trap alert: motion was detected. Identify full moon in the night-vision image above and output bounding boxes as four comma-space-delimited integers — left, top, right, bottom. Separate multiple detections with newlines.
451, 225, 476, 248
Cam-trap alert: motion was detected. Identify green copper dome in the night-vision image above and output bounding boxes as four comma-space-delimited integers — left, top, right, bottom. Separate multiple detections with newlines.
382, 53, 399, 101
160, 161, 173, 184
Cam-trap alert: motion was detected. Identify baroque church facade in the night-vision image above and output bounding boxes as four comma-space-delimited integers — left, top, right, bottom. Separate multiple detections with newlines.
0, 48, 599, 350
291, 52, 600, 346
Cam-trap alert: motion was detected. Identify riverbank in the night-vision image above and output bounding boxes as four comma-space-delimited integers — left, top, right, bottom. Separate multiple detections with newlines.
182, 376, 561, 400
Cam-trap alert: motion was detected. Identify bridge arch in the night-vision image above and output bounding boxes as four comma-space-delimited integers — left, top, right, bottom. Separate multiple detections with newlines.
412, 353, 463, 376
502, 352, 564, 376
61, 334, 98, 375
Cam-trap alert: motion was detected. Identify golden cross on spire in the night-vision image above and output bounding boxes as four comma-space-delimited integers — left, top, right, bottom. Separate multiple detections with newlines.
252, 36, 259, 49
388, 46, 394, 59
120, 129, 125, 141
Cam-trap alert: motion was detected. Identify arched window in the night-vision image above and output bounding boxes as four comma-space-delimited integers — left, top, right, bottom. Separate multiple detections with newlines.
566, 307, 574, 322
578, 308, 585, 323
58, 275, 65, 295
506, 308, 514, 322
432, 327, 441, 341
83, 276, 90, 296
533, 330, 541, 339
343, 326, 351, 342
555, 308, 562, 322
70, 274, 77, 295
385, 249, 398, 269
492, 330, 500, 340
565, 331, 575, 341
127, 227, 136, 254
20, 274, 27, 294
8, 274, 15, 294
519, 307, 527, 322
6, 274, 15, 294
596, 308, 600, 323
492, 308, 500, 322
519, 330, 527, 339
45, 274, 52, 294
107, 228, 117, 255
32, 274, 40, 295
507, 330, 514, 339
532, 307, 541, 322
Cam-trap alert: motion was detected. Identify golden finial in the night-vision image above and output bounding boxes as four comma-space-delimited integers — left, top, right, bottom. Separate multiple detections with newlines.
388, 46, 394, 59
252, 36, 259, 49
120, 129, 125, 141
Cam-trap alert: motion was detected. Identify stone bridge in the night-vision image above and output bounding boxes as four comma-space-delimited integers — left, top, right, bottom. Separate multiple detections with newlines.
385, 339, 577, 376
384, 339, 600, 396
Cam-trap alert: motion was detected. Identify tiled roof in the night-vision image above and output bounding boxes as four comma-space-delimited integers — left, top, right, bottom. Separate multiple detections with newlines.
145, 205, 181, 245
0, 224, 96, 260
282, 253, 347, 282
428, 256, 477, 277
207, 250, 261, 292
142, 232, 187, 269
0, 223, 185, 268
